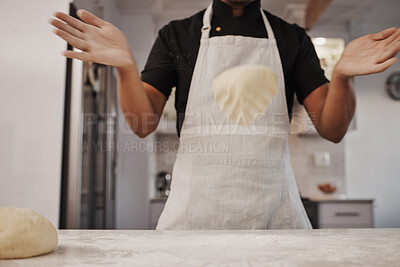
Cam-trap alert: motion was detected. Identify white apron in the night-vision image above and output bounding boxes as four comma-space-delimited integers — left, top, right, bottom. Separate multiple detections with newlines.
156, 3, 312, 230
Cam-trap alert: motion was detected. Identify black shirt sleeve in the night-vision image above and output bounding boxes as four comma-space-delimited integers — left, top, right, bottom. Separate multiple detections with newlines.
141, 25, 177, 100
293, 25, 329, 104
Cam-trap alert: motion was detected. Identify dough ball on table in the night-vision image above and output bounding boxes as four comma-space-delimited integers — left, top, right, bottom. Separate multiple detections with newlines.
212, 65, 278, 126
0, 207, 58, 259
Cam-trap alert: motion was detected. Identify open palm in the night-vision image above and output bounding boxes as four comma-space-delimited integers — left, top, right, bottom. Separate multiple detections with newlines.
51, 10, 134, 68
336, 28, 400, 77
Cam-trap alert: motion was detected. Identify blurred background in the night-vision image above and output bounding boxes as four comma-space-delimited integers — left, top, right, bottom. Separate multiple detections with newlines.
0, 0, 399, 230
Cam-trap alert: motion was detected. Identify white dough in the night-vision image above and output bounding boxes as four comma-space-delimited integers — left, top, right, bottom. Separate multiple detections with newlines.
0, 207, 58, 259
212, 65, 278, 126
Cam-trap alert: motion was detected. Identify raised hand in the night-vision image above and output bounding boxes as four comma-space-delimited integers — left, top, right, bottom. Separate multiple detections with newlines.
335, 28, 400, 78
50, 10, 134, 68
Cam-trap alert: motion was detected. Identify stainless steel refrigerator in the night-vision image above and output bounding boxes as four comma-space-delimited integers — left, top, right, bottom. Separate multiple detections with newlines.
59, 3, 117, 229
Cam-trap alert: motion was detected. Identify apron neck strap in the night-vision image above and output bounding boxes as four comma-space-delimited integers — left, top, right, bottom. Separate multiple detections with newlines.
260, 8, 275, 40
201, 3, 276, 40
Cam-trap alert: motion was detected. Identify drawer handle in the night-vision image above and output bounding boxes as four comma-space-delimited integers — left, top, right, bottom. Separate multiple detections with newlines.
335, 212, 360, 217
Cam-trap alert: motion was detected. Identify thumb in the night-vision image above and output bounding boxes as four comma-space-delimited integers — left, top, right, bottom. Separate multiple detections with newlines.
77, 9, 106, 28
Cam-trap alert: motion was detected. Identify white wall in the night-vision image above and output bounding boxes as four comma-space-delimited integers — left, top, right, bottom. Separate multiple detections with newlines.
345, 1, 400, 228
0, 0, 69, 226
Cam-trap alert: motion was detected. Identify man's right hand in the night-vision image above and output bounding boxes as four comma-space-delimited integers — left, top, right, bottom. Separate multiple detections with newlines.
50, 9, 134, 69
51, 9, 167, 138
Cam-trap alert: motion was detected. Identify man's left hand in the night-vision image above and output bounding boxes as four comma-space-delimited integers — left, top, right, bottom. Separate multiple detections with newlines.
335, 27, 400, 78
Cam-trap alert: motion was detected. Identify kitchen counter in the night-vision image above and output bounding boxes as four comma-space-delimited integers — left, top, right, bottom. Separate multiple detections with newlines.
1, 229, 399, 266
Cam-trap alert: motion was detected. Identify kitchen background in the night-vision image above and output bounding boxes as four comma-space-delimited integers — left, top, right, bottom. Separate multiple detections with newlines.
0, 0, 399, 229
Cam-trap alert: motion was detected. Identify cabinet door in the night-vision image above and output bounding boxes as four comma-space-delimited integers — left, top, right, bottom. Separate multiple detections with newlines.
149, 202, 166, 229
319, 202, 373, 229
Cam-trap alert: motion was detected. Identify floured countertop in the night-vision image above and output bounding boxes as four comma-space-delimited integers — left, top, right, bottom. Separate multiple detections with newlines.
1, 229, 399, 266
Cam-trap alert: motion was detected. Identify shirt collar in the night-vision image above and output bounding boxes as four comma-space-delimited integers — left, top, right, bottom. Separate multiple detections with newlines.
212, 0, 261, 19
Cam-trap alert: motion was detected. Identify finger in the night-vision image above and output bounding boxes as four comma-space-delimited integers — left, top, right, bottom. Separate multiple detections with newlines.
54, 11, 87, 32
54, 29, 88, 51
371, 27, 397, 41
63, 50, 89, 61
383, 28, 400, 45
77, 9, 106, 28
387, 37, 400, 55
378, 39, 400, 63
372, 57, 398, 73
50, 18, 85, 40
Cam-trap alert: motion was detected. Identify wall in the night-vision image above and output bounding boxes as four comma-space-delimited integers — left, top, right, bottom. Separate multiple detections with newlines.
345, 1, 400, 228
0, 0, 69, 226
289, 134, 346, 199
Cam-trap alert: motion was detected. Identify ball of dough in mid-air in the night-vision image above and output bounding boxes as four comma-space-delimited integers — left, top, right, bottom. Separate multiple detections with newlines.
0, 207, 58, 259
212, 65, 278, 126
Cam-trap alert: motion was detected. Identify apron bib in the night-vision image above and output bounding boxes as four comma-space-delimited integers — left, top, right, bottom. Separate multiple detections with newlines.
156, 3, 312, 230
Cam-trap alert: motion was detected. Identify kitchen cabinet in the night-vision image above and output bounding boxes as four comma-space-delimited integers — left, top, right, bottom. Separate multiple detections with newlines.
317, 200, 374, 229
4, 229, 399, 266
149, 198, 168, 229
149, 198, 374, 229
